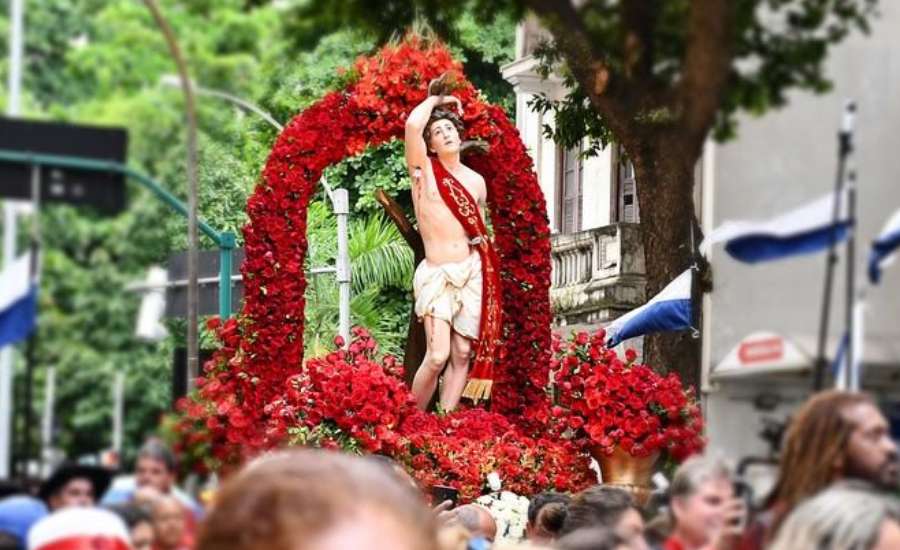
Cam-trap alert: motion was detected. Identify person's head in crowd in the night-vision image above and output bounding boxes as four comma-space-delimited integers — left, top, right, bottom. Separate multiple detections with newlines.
436, 524, 470, 550
38, 463, 111, 512
368, 455, 421, 492
560, 486, 648, 550
526, 491, 570, 542
106, 503, 155, 550
0, 496, 47, 550
152, 495, 187, 550
135, 439, 178, 494
27, 507, 130, 550
447, 504, 497, 543
768, 483, 900, 550
665, 455, 745, 550
197, 448, 439, 550
132, 486, 163, 511
769, 391, 899, 522
556, 527, 631, 550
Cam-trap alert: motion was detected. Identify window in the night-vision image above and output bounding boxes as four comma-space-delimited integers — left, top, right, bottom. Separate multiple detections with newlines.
556, 144, 583, 234
615, 147, 639, 223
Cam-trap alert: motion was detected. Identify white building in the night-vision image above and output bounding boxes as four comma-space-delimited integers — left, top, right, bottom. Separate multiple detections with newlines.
502, 18, 645, 332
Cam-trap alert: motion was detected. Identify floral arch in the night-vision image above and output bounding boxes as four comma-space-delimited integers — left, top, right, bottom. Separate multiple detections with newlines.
177, 35, 600, 499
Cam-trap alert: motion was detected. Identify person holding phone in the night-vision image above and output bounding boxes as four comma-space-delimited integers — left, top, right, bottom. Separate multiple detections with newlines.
662, 455, 746, 550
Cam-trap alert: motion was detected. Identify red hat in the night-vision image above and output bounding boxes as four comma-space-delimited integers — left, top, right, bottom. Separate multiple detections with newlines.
27, 508, 130, 550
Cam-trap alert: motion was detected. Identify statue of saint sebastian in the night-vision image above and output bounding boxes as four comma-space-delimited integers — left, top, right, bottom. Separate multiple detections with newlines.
404, 83, 502, 411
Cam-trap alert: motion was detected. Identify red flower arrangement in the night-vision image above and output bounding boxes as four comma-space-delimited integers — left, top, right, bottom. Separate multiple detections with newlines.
550, 330, 705, 461
177, 34, 555, 455
168, 34, 705, 498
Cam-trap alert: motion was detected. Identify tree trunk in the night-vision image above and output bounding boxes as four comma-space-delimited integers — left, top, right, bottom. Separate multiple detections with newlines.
628, 143, 702, 391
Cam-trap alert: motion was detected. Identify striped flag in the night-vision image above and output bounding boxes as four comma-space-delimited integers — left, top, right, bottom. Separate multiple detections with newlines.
605, 269, 694, 348
868, 208, 900, 284
701, 191, 851, 263
0, 252, 38, 347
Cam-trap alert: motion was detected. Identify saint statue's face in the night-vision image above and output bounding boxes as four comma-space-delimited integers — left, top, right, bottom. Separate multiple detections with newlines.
426, 117, 462, 156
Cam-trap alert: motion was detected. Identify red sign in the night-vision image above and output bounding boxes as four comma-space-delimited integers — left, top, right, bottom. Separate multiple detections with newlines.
738, 337, 784, 365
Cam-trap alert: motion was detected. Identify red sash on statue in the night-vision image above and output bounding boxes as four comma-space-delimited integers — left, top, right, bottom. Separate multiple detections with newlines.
430, 157, 502, 402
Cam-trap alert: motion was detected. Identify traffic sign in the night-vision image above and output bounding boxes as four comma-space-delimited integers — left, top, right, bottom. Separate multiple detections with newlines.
0, 117, 127, 214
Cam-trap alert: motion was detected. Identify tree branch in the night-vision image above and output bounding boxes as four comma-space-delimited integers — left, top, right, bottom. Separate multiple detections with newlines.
620, 0, 658, 82
523, 0, 630, 137
676, 0, 736, 149
374, 189, 424, 261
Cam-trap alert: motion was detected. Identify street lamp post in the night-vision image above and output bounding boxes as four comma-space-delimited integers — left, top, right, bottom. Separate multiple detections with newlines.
159, 75, 284, 132
143, 0, 201, 388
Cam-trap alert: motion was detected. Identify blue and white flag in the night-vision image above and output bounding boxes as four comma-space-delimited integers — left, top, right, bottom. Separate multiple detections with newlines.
0, 252, 38, 347
605, 269, 693, 348
700, 191, 851, 263
868, 208, 900, 284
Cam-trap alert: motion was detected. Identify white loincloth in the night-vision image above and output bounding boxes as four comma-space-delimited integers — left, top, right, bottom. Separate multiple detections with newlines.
413, 251, 482, 340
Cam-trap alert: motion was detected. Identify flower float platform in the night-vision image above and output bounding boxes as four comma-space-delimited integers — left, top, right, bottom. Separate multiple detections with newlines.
172, 34, 704, 502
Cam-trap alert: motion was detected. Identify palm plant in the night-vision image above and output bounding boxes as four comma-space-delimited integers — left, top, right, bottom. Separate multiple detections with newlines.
304, 199, 413, 357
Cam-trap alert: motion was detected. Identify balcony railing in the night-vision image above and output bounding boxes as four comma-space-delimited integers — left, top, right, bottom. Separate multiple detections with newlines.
550, 223, 646, 326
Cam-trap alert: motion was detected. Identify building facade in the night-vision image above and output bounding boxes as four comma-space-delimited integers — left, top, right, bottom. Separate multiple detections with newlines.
502, 19, 645, 332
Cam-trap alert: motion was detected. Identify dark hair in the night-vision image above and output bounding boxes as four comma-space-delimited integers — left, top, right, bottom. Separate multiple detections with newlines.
556, 527, 627, 550
560, 486, 635, 536
527, 491, 571, 524
105, 503, 152, 529
137, 439, 177, 473
538, 502, 569, 536
423, 108, 465, 149
0, 532, 22, 550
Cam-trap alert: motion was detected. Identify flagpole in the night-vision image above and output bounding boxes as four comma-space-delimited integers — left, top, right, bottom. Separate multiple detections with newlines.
0, 0, 24, 479
851, 291, 865, 391
813, 100, 856, 390
19, 164, 40, 477
844, 168, 857, 390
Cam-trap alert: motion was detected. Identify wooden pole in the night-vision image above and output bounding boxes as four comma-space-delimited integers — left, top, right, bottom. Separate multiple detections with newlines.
374, 189, 426, 385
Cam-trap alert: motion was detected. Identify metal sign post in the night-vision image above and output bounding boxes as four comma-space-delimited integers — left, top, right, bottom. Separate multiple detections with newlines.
334, 189, 351, 347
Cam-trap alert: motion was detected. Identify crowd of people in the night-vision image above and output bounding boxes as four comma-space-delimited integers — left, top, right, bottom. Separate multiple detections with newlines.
0, 389, 899, 550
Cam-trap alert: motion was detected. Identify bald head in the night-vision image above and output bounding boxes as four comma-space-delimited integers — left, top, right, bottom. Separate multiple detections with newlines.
152, 495, 186, 550
452, 504, 497, 542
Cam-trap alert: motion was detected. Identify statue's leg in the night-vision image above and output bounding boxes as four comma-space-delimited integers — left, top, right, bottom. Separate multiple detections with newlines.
441, 331, 472, 411
411, 315, 452, 411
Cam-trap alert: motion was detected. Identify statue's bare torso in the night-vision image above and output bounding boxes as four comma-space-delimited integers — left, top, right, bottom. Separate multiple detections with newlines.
412, 159, 486, 265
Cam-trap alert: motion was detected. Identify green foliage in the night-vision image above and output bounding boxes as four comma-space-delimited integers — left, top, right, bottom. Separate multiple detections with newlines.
348, 212, 414, 294
529, 87, 614, 156
310, 0, 877, 147
279, 0, 518, 113
304, 201, 412, 358
260, 29, 375, 123
323, 140, 411, 215
0, 0, 514, 464
525, 0, 877, 144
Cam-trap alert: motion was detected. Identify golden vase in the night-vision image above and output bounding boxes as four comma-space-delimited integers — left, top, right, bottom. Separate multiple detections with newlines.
592, 445, 659, 506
